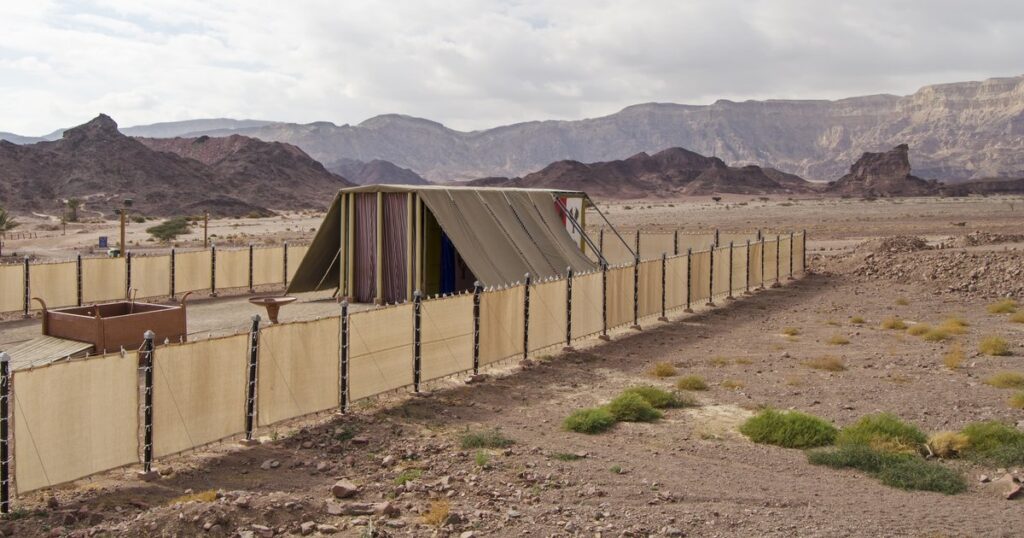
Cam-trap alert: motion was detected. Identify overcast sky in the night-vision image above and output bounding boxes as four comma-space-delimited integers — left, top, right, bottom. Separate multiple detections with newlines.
2, 0, 1022, 135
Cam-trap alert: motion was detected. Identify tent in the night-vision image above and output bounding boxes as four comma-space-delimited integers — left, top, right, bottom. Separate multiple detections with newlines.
286, 185, 597, 303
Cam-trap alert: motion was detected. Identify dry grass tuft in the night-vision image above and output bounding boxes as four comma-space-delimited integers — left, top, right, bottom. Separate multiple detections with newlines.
850, 316, 865, 325
986, 298, 1018, 314
928, 432, 970, 458
979, 336, 1011, 356
826, 334, 850, 345
881, 316, 907, 330
922, 328, 950, 342
676, 376, 708, 391
782, 327, 800, 336
1010, 311, 1024, 323
906, 323, 931, 336
168, 490, 218, 505
735, 357, 753, 365
709, 356, 730, 367
803, 356, 846, 371
939, 317, 969, 335
1008, 392, 1024, 410
826, 319, 841, 327
984, 372, 1024, 389
943, 343, 965, 370
422, 500, 451, 527
720, 379, 745, 390
648, 362, 678, 378
895, 297, 910, 306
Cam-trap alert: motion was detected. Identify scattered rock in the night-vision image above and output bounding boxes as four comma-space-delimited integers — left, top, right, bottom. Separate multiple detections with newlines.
330, 480, 359, 499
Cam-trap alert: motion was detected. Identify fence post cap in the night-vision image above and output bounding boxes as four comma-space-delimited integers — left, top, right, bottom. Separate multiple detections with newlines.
143, 330, 155, 340
339, 300, 348, 308
251, 314, 261, 322
0, 351, 9, 363
413, 290, 422, 298
473, 280, 481, 288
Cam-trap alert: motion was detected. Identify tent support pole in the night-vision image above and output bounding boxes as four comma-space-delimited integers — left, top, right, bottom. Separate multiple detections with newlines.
553, 196, 607, 266
415, 196, 423, 294
339, 193, 347, 298
406, 192, 414, 301
375, 192, 384, 304
584, 195, 636, 260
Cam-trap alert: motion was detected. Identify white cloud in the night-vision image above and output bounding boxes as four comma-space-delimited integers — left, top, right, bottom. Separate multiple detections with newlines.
1, 0, 1022, 135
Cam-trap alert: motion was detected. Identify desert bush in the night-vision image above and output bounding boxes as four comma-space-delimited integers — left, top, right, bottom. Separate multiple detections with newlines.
709, 356, 730, 367
146, 217, 191, 242
826, 334, 850, 345
422, 500, 450, 527
978, 336, 1011, 356
551, 452, 585, 461
606, 393, 662, 422
906, 323, 931, 336
564, 407, 616, 434
881, 317, 907, 330
850, 316, 865, 325
720, 379, 745, 389
460, 429, 513, 449
802, 356, 846, 371
922, 328, 950, 342
984, 372, 1024, 389
836, 413, 927, 454
807, 445, 966, 494
394, 468, 422, 485
782, 327, 800, 336
621, 386, 692, 409
1009, 392, 1024, 409
474, 451, 489, 468
648, 362, 677, 378
739, 409, 837, 448
986, 298, 1018, 314
927, 432, 970, 458
735, 357, 753, 365
676, 376, 708, 391
1010, 311, 1024, 323
943, 343, 965, 370
959, 421, 1024, 466
939, 317, 969, 335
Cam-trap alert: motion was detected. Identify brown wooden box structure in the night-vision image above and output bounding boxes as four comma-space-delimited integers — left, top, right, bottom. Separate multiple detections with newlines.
37, 300, 188, 353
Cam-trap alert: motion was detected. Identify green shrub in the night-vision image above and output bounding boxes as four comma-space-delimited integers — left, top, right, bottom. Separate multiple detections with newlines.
146, 217, 192, 242
564, 407, 616, 434
551, 452, 585, 461
739, 409, 837, 448
875, 457, 967, 494
394, 468, 422, 485
959, 421, 1024, 466
836, 413, 927, 454
605, 393, 662, 422
460, 429, 513, 449
808, 444, 902, 474
676, 376, 708, 391
621, 386, 693, 409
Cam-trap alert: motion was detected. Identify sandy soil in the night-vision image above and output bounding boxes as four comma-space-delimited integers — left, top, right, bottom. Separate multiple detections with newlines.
1, 195, 1022, 537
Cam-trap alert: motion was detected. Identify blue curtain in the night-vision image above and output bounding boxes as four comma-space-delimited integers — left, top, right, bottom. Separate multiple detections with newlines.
440, 232, 456, 294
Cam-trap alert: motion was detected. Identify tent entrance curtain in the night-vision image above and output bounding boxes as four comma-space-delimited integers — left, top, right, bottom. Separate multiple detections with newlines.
354, 193, 377, 303
440, 233, 456, 294
382, 193, 408, 303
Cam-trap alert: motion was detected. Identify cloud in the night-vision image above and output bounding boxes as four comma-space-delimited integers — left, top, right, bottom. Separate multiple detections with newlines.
1, 0, 1022, 135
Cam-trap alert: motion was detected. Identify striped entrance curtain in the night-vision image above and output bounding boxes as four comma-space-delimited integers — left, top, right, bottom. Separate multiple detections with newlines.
382, 193, 408, 303
354, 193, 377, 303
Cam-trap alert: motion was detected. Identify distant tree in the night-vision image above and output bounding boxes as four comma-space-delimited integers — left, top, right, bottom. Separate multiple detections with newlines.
0, 206, 18, 233
147, 217, 191, 242
66, 198, 82, 222
711, 196, 722, 203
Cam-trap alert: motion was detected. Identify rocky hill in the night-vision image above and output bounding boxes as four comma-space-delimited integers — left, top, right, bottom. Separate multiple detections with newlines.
163, 75, 1024, 182
468, 147, 813, 197
325, 158, 430, 185
827, 144, 939, 197
0, 115, 350, 218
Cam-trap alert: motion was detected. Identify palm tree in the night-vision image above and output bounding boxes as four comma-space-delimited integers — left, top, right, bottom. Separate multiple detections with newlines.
0, 206, 18, 233
66, 198, 81, 222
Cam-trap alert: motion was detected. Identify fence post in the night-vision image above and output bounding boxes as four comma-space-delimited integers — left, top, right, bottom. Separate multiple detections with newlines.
413, 291, 422, 392
563, 268, 574, 351
706, 247, 716, 307
802, 229, 807, 274
635, 230, 641, 259
727, 241, 735, 300
472, 282, 482, 373
76, 254, 83, 306
788, 231, 795, 280
125, 251, 133, 299
340, 302, 349, 413
773, 235, 781, 287
283, 242, 289, 287
244, 315, 260, 442
673, 230, 679, 256
600, 264, 610, 340
745, 240, 751, 295
248, 243, 255, 293
599, 229, 604, 256
22, 257, 29, 318
522, 274, 531, 359
630, 255, 641, 330
658, 253, 667, 322
714, 228, 720, 247
759, 236, 766, 290
684, 248, 693, 313
0, 351, 10, 514
210, 245, 218, 297
138, 330, 156, 478
169, 248, 176, 300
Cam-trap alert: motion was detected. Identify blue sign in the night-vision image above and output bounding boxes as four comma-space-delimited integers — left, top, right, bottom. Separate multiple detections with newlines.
99, 236, 108, 248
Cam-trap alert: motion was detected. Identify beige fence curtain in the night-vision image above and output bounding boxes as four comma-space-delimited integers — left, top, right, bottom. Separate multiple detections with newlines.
82, 257, 126, 303
570, 271, 603, 340
665, 255, 688, 310
215, 248, 249, 290
529, 279, 567, 353
257, 317, 341, 426
719, 232, 759, 246
606, 265, 634, 329
678, 234, 716, 254
601, 235, 635, 266
731, 243, 749, 292
748, 241, 764, 289
794, 232, 805, 273
637, 259, 661, 319
640, 233, 675, 261
31, 261, 77, 309
711, 247, 731, 298
420, 294, 474, 382
153, 334, 249, 458
175, 250, 212, 293
287, 245, 310, 282
479, 285, 524, 365
780, 235, 793, 279
14, 353, 139, 494
253, 247, 285, 287
690, 249, 711, 304
349, 305, 414, 400
131, 255, 171, 299
0, 263, 25, 312
764, 239, 779, 283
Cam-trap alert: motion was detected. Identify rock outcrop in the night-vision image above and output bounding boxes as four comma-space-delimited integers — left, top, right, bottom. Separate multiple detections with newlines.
828, 144, 938, 197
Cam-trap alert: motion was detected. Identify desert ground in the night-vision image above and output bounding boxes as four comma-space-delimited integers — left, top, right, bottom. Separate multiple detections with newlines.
1, 194, 1023, 537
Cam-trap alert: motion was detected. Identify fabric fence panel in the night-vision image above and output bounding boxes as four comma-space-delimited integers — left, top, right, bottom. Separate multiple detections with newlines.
764, 239, 779, 282
528, 279, 567, 353
30, 261, 78, 309
678, 234, 716, 254
287, 245, 310, 282
570, 271, 603, 340
131, 255, 171, 299
637, 259, 661, 319
780, 235, 793, 279
349, 304, 414, 400
690, 249, 711, 304
665, 255, 688, 310
731, 243, 748, 292
420, 294, 474, 382
215, 248, 249, 290
712, 246, 731, 298
153, 334, 249, 458
601, 235, 634, 266
14, 352, 139, 494
257, 317, 341, 426
252, 246, 285, 287
720, 232, 758, 246
175, 250, 212, 293
81, 257, 126, 303
605, 265, 634, 329
479, 285, 525, 365
748, 241, 764, 289
639, 232, 675, 261
795, 232, 806, 273
0, 263, 25, 312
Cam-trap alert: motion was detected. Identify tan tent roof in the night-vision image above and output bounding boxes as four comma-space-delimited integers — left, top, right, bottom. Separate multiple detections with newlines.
287, 185, 596, 294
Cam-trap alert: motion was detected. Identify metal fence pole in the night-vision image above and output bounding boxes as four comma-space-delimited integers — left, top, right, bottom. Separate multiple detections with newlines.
564, 268, 574, 350
684, 248, 693, 313
0, 352, 10, 514
759, 237, 766, 290
22, 257, 29, 318
673, 230, 679, 256
714, 228, 720, 247
599, 229, 604, 256
244, 315, 260, 440
788, 231, 795, 280
600, 264, 610, 340
125, 251, 133, 299
472, 282, 482, 373
283, 242, 289, 287
413, 291, 422, 391
774, 235, 781, 287
706, 247, 715, 307
522, 274, 531, 359
727, 241, 735, 300
169, 248, 176, 300
248, 243, 255, 293
210, 245, 218, 297
631, 255, 640, 330
76, 254, 83, 306
139, 330, 155, 476
658, 253, 667, 321
340, 302, 349, 412
634, 230, 640, 258
803, 229, 808, 274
